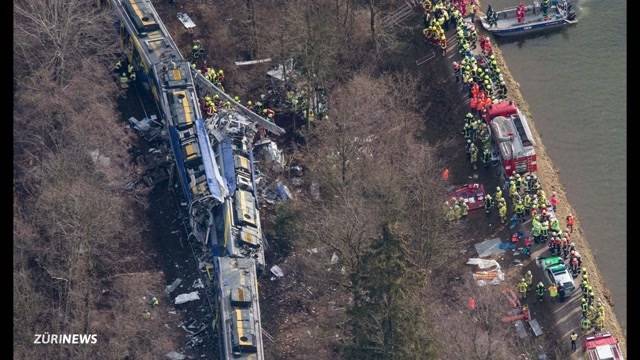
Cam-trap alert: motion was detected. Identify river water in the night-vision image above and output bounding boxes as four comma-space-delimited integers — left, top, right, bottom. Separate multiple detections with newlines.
484, 0, 627, 330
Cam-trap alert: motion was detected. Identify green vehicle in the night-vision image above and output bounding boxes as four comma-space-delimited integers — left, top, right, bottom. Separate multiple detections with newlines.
536, 256, 575, 293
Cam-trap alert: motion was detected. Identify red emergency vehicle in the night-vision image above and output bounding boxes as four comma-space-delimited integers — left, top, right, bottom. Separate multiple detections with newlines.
583, 333, 624, 360
483, 101, 537, 177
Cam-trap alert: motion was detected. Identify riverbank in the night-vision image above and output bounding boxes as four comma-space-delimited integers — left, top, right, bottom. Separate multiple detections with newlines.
475, 13, 626, 355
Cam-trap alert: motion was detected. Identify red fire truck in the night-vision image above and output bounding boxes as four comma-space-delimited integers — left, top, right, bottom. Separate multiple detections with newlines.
583, 333, 624, 360
483, 101, 537, 178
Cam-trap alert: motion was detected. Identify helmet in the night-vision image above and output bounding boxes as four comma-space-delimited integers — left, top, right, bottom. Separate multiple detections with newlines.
234, 96, 240, 102
538, 281, 544, 286
497, 186, 501, 191
581, 298, 586, 303
521, 278, 526, 282
526, 270, 531, 275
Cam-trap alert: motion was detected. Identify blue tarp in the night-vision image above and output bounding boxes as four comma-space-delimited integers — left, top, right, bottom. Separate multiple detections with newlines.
220, 138, 236, 194
195, 119, 228, 202
168, 126, 192, 204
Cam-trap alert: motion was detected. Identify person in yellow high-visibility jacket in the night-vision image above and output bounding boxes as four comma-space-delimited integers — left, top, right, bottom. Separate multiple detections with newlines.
517, 279, 528, 300
498, 203, 507, 224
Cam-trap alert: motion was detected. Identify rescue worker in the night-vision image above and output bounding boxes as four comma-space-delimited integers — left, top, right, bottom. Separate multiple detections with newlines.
550, 218, 561, 233
581, 316, 591, 332
119, 72, 129, 89
509, 179, 517, 199
523, 193, 532, 215
597, 301, 605, 319
469, 143, 478, 170
535, 281, 545, 301
524, 270, 533, 287
566, 213, 575, 233
570, 331, 578, 352
459, 198, 469, 217
588, 305, 597, 322
114, 60, 123, 72
594, 314, 605, 331
581, 298, 589, 317
495, 186, 503, 202
541, 0, 550, 18
191, 40, 203, 59
517, 278, 528, 300
482, 147, 491, 167
453, 201, 462, 220
531, 217, 542, 243
150, 296, 159, 307
453, 61, 461, 82
550, 192, 559, 211
446, 202, 456, 222
484, 193, 493, 215
463, 121, 472, 140
548, 283, 558, 301
498, 202, 507, 224
541, 219, 549, 242
515, 199, 525, 220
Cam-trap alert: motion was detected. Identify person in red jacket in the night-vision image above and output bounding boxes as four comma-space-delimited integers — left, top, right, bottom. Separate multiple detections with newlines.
566, 214, 575, 233
550, 192, 559, 211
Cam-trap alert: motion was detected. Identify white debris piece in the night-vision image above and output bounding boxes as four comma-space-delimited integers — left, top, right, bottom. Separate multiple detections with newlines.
165, 278, 182, 295
330, 253, 339, 265
235, 58, 272, 66
267, 59, 295, 81
270, 265, 284, 278
174, 291, 200, 305
192, 278, 205, 289
165, 351, 186, 360
89, 149, 111, 167
177, 12, 196, 29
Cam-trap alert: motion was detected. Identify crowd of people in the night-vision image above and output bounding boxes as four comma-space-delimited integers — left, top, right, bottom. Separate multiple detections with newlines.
426, 0, 609, 340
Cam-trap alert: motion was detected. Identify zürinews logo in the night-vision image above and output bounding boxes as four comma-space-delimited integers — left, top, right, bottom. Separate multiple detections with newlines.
34, 333, 98, 345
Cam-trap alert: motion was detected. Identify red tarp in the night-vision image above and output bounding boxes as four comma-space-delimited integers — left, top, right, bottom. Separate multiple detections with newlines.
483, 101, 518, 123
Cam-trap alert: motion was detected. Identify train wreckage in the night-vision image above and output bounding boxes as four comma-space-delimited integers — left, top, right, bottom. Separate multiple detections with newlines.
111, 0, 285, 358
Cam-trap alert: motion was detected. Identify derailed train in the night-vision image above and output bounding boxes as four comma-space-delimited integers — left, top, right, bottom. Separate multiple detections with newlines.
111, 0, 284, 358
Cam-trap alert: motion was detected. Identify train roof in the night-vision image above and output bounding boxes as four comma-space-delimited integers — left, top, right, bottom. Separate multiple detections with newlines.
216, 257, 264, 360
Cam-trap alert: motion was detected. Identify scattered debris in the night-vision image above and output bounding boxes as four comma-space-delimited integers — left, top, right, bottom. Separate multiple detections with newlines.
306, 248, 319, 255
514, 320, 529, 338
175, 291, 200, 305
165, 351, 186, 360
330, 253, 339, 265
254, 139, 285, 171
528, 319, 544, 336
276, 182, 293, 201
177, 12, 196, 29
89, 149, 111, 167
270, 265, 284, 279
267, 59, 295, 81
466, 258, 504, 285
290, 165, 303, 177
165, 278, 182, 295
192, 278, 205, 289
474, 238, 506, 258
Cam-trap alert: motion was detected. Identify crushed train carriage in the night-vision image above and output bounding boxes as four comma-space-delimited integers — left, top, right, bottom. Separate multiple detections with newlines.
110, 0, 284, 358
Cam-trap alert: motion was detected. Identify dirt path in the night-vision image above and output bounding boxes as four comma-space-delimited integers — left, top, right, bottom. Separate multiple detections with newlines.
473, 8, 626, 357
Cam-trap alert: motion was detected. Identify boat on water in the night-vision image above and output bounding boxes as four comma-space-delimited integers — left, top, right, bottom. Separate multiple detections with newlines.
481, 1, 577, 37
